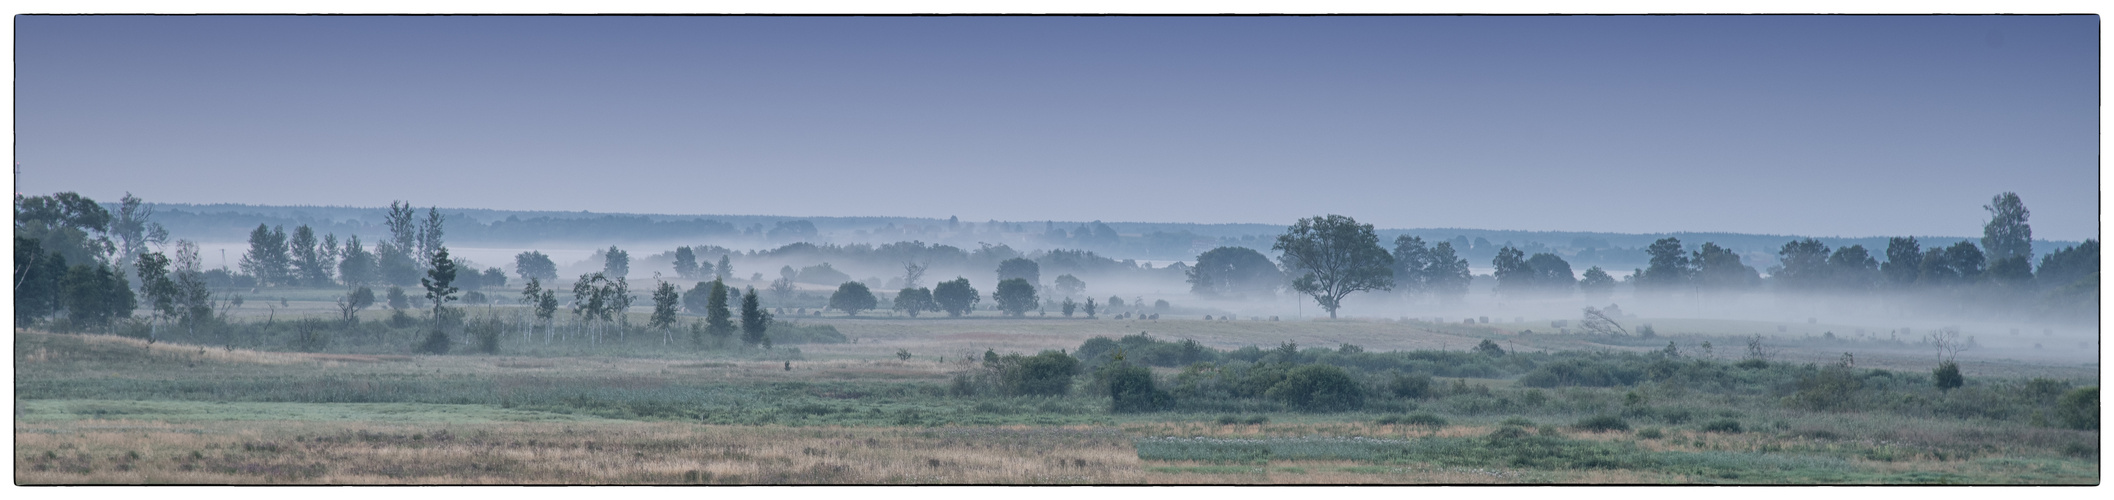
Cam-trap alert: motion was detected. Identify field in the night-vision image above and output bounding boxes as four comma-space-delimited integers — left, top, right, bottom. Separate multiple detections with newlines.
14, 309, 2101, 485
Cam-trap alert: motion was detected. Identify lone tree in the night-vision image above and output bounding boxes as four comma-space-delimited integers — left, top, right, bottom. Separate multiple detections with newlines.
650, 280, 680, 343
830, 281, 878, 316
993, 278, 1038, 317
739, 286, 772, 347
417, 246, 460, 354
1273, 214, 1394, 318
933, 277, 980, 317
892, 286, 937, 318
704, 279, 736, 347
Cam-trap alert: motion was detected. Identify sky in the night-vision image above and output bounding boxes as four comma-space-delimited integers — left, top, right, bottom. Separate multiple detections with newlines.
13, 15, 2100, 241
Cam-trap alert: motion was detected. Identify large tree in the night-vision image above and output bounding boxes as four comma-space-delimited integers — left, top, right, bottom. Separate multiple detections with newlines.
1693, 242, 1759, 292
15, 192, 115, 268
1187, 246, 1283, 300
997, 257, 1041, 288
992, 278, 1038, 317
1981, 192, 2032, 264
109, 192, 168, 286
1579, 266, 1616, 301
705, 279, 736, 346
1825, 245, 1880, 292
1636, 238, 1691, 294
740, 286, 772, 347
893, 287, 938, 318
1490, 246, 1529, 297
289, 225, 333, 287
1273, 215, 1394, 318
61, 263, 136, 330
1881, 237, 1923, 288
1424, 242, 1472, 303
1053, 273, 1086, 298
2035, 239, 2098, 290
337, 235, 377, 288
603, 245, 630, 278
673, 246, 699, 279
1524, 252, 1575, 296
830, 281, 878, 316
1390, 236, 1433, 297
421, 246, 460, 316
418, 207, 446, 269
238, 224, 292, 287
933, 277, 980, 317
514, 251, 558, 282
650, 281, 681, 342
1771, 239, 1832, 293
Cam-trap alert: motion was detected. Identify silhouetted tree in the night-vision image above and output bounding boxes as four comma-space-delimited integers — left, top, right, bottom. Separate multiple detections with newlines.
1274, 214, 1394, 318
673, 246, 699, 279
1771, 239, 1832, 293
239, 224, 292, 286
338, 235, 377, 287
740, 286, 772, 347
1054, 273, 1086, 298
933, 277, 980, 317
1693, 242, 1759, 292
1882, 237, 1923, 288
650, 280, 681, 343
1425, 242, 1472, 303
893, 287, 937, 318
1579, 266, 1615, 301
603, 245, 630, 278
514, 251, 558, 282
1188, 246, 1283, 300
997, 258, 1040, 288
1981, 192, 2032, 264
830, 281, 878, 316
993, 278, 1038, 317
1636, 238, 1691, 295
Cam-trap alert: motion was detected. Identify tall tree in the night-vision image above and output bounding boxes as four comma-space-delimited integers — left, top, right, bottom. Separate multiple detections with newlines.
740, 286, 772, 347
1524, 252, 1575, 296
109, 192, 168, 287
1053, 274, 1086, 298
417, 207, 446, 269
1637, 238, 1691, 294
421, 246, 460, 317
1273, 214, 1394, 318
705, 279, 736, 346
2035, 239, 2098, 290
61, 263, 135, 330
15, 236, 69, 326
716, 254, 733, 281
1825, 245, 1881, 292
15, 192, 115, 267
1693, 242, 1759, 292
337, 235, 377, 288
603, 245, 630, 278
650, 281, 681, 343
830, 281, 879, 316
933, 277, 980, 317
902, 261, 928, 289
672, 246, 699, 279
1187, 246, 1283, 300
134, 251, 179, 335
1771, 239, 1832, 293
1981, 192, 2032, 264
383, 201, 418, 265
992, 278, 1038, 317
1490, 246, 1530, 296
238, 224, 292, 287
289, 225, 332, 286
1881, 237, 1923, 288
170, 240, 216, 337
1424, 242, 1472, 304
893, 287, 937, 318
607, 276, 634, 337
1390, 236, 1433, 297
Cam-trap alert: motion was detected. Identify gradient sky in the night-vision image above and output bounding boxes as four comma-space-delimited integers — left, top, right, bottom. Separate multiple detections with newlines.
14, 15, 2099, 240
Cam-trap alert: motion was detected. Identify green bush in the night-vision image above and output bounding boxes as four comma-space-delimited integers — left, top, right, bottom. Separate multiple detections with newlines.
1389, 372, 1433, 399
1701, 419, 1743, 434
1636, 427, 1664, 439
1244, 415, 1269, 425
1932, 360, 1964, 393
2056, 386, 2098, 430
992, 350, 1079, 396
1265, 364, 1366, 412
415, 329, 450, 355
1573, 414, 1631, 433
1215, 415, 1242, 425
1374, 412, 1446, 427
1106, 362, 1172, 413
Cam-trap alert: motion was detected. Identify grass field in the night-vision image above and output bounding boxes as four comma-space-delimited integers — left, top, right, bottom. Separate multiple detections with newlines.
14, 310, 2101, 485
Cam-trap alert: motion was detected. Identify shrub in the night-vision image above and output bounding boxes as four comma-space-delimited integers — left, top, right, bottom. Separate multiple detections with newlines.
1500, 417, 1535, 427
416, 329, 451, 355
1265, 364, 1366, 412
2056, 386, 2098, 430
1389, 372, 1433, 399
1932, 360, 1964, 393
1394, 413, 1447, 427
994, 350, 1080, 396
1573, 414, 1631, 433
1216, 415, 1242, 425
1107, 362, 1172, 413
1701, 419, 1743, 433
1636, 427, 1664, 439
1244, 415, 1269, 425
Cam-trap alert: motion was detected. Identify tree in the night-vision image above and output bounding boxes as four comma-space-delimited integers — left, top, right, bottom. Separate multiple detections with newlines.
62, 263, 136, 330
768, 276, 797, 303
1981, 192, 2032, 264
1693, 242, 1759, 292
830, 281, 878, 316
1084, 297, 1097, 318
1771, 239, 1832, 293
1061, 297, 1077, 317
377, 241, 420, 287
1054, 273, 1086, 298
421, 246, 460, 317
417, 207, 446, 270
603, 245, 630, 278
338, 286, 375, 323
1187, 246, 1283, 300
650, 280, 681, 342
993, 278, 1038, 317
337, 235, 377, 287
109, 192, 168, 286
386, 286, 411, 311
481, 267, 506, 289
933, 277, 980, 317
1106, 361, 1170, 413
1425, 242, 1471, 303
14, 192, 115, 269
997, 258, 1040, 288
893, 287, 937, 317
1265, 364, 1365, 412
607, 277, 635, 336
1825, 245, 1880, 292
1579, 266, 1615, 301
1390, 236, 1433, 297
15, 236, 70, 326
705, 279, 736, 346
1273, 214, 1394, 318
1882, 237, 1923, 288
169, 240, 216, 337
740, 286, 772, 347
238, 224, 292, 287
289, 225, 333, 286
1637, 238, 1691, 294
683, 281, 711, 314
672, 247, 699, 279
514, 251, 558, 282
1524, 252, 1575, 296
1491, 246, 1529, 296
716, 255, 733, 281
2034, 239, 2098, 290
384, 201, 418, 262
134, 251, 179, 333
901, 261, 928, 289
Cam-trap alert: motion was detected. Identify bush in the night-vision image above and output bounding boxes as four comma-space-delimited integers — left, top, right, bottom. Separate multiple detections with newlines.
1265, 364, 1366, 412
993, 350, 1079, 396
1701, 419, 1742, 433
2056, 386, 2098, 430
1389, 372, 1433, 399
416, 329, 451, 355
1244, 415, 1269, 425
1573, 414, 1631, 433
1636, 427, 1664, 439
1377, 413, 1448, 427
1932, 360, 1964, 392
1216, 415, 1242, 425
1106, 362, 1172, 413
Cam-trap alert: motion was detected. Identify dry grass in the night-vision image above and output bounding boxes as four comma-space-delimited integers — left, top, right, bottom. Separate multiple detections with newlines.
15, 420, 1145, 484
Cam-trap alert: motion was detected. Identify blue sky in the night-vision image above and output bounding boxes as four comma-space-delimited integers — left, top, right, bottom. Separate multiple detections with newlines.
14, 15, 2099, 240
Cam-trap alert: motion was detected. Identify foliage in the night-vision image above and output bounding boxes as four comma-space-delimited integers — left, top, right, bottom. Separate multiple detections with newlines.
740, 287, 772, 347
1573, 415, 1631, 433
891, 287, 937, 318
239, 224, 292, 287
1053, 273, 1085, 298
1265, 364, 1365, 412
1578, 266, 1615, 301
513, 251, 558, 282
1187, 246, 1283, 299
991, 278, 1038, 317
1981, 192, 2032, 263
2055, 386, 2098, 430
932, 278, 980, 317
420, 247, 460, 316
795, 263, 850, 285
649, 281, 681, 331
996, 258, 1040, 287
1273, 214, 1394, 318
828, 281, 878, 316
1104, 362, 1171, 413
987, 350, 1079, 396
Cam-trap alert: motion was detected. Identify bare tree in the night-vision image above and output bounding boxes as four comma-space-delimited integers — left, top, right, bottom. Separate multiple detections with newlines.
1927, 327, 1968, 362
902, 261, 928, 289
1577, 307, 1630, 336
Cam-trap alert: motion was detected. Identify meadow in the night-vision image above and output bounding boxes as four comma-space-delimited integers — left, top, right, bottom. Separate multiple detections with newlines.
13, 308, 2101, 485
